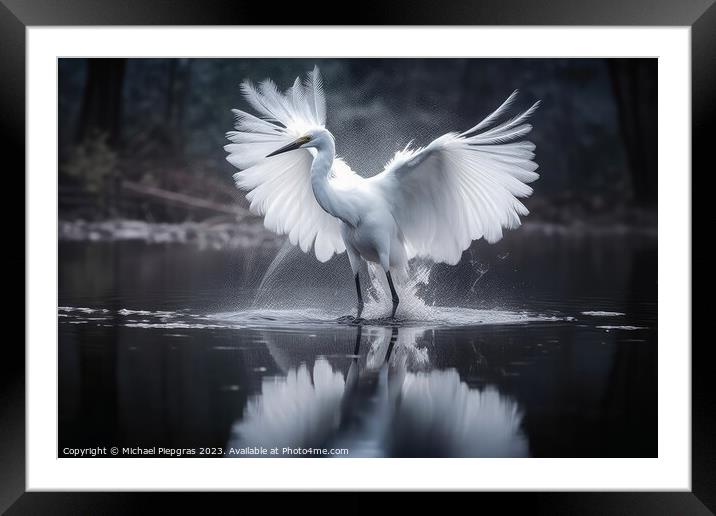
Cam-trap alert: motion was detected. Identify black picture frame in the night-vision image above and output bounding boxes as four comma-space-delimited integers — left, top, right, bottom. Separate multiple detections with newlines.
4, 0, 707, 511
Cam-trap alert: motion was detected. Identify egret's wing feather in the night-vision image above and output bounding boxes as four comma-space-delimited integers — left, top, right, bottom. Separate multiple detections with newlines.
369, 92, 540, 265
225, 67, 347, 262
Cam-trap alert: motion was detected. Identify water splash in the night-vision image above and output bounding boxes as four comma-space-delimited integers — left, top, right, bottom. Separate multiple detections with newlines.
219, 242, 577, 327
363, 261, 434, 319
248, 241, 441, 318
253, 241, 297, 306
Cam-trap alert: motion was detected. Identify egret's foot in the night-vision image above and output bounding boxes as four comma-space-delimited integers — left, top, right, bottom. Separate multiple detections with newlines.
371, 315, 401, 327
337, 315, 365, 325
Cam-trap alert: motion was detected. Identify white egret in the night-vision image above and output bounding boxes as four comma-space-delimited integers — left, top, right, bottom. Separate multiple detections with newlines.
225, 67, 540, 318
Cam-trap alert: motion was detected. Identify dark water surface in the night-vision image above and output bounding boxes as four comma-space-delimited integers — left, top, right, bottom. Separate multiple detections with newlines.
58, 231, 657, 458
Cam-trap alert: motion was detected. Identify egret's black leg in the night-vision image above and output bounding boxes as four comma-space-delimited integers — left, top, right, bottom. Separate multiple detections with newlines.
386, 271, 399, 318
354, 273, 364, 318
384, 326, 399, 364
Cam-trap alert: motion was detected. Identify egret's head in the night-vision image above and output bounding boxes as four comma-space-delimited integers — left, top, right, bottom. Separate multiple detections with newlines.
266, 128, 333, 157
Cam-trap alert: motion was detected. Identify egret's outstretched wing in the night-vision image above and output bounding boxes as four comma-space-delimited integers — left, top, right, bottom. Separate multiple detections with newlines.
369, 92, 540, 265
225, 67, 349, 262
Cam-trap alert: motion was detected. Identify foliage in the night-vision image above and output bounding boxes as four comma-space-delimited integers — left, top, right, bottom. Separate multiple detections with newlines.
63, 132, 118, 194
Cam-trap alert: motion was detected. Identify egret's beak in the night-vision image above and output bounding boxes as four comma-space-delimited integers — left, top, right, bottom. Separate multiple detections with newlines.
266, 136, 310, 157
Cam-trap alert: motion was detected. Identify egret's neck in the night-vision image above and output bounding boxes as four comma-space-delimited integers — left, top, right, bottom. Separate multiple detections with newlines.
309, 139, 352, 225
309, 141, 335, 182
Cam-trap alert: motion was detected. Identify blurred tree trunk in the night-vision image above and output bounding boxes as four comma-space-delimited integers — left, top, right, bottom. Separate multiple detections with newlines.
607, 59, 657, 206
76, 58, 127, 146
75, 58, 127, 218
165, 59, 191, 152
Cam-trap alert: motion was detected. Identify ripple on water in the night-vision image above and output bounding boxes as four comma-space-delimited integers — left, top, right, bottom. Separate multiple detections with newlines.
208, 307, 574, 330
596, 325, 647, 331
59, 305, 575, 331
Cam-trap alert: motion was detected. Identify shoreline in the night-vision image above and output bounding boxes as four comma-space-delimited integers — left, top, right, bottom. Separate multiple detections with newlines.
58, 218, 657, 249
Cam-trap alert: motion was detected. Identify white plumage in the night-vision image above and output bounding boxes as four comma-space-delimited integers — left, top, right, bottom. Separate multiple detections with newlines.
225, 67, 540, 317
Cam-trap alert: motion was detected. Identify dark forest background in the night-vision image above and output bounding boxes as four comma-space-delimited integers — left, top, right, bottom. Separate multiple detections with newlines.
58, 58, 657, 230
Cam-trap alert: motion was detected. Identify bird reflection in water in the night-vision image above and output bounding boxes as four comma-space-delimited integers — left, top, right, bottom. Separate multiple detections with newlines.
227, 325, 528, 457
